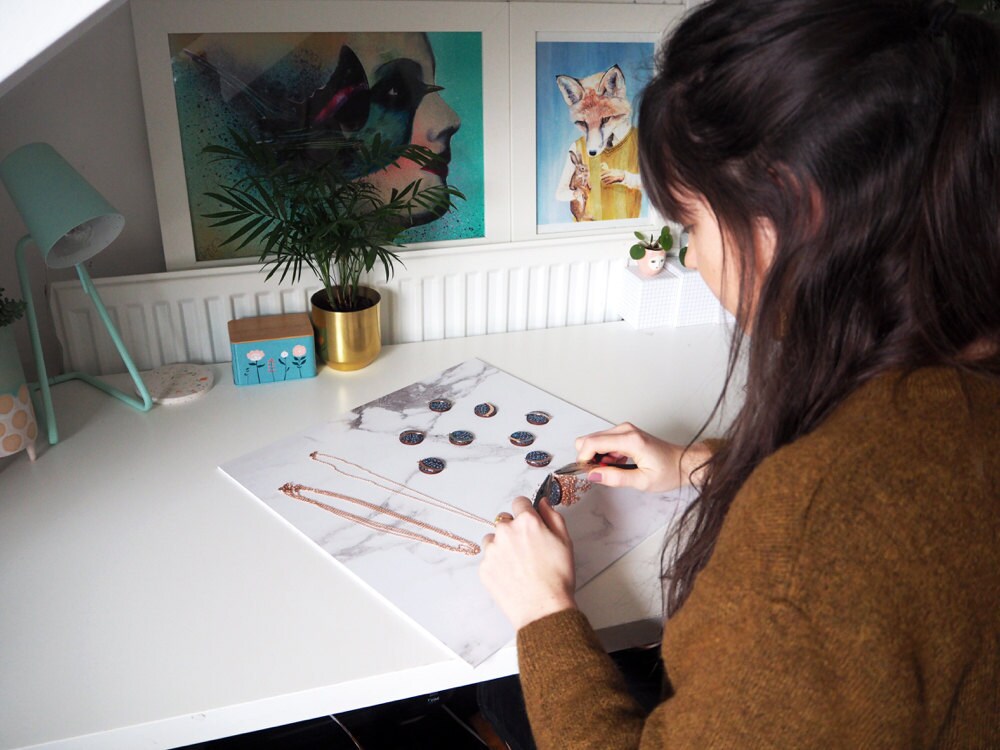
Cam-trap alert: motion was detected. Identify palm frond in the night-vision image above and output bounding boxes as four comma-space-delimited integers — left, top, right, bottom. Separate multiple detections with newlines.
201, 126, 464, 310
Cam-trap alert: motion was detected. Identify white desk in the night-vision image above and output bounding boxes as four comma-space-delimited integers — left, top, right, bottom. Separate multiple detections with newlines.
0, 321, 734, 750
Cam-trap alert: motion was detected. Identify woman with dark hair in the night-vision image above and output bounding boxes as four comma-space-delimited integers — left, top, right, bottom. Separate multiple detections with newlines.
479, 0, 999, 746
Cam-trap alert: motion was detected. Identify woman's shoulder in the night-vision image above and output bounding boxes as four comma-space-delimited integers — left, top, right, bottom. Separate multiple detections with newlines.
715, 367, 1000, 601
754, 366, 999, 504
801, 367, 999, 506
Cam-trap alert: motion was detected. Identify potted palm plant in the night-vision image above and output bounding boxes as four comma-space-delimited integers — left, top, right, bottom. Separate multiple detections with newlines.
202, 128, 464, 370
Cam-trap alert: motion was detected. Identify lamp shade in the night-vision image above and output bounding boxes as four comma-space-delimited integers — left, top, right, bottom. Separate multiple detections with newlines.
0, 142, 124, 269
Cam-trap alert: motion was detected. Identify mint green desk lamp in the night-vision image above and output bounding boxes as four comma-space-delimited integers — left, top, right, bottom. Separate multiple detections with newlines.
0, 142, 152, 446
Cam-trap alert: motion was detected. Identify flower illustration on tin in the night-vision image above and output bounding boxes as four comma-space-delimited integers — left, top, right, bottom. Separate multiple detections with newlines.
245, 349, 267, 383
292, 344, 308, 376
277, 350, 291, 380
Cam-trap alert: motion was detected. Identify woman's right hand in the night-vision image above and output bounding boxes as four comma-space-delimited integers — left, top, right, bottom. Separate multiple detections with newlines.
574, 423, 713, 493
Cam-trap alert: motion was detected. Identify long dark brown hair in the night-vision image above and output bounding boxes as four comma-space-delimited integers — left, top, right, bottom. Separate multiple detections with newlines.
638, 0, 1000, 617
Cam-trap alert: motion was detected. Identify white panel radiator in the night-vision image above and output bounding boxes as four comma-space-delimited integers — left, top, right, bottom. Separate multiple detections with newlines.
50, 236, 627, 375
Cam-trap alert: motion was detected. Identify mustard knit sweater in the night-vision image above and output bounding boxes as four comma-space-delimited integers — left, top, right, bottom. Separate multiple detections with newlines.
517, 368, 1000, 748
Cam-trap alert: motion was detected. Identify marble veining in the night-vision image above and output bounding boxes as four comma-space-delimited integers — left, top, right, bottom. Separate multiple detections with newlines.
221, 359, 694, 665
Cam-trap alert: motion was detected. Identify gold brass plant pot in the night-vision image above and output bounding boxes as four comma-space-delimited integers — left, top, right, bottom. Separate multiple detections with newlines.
310, 287, 381, 371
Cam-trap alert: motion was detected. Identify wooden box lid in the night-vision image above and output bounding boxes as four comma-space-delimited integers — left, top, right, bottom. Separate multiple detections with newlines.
228, 313, 312, 344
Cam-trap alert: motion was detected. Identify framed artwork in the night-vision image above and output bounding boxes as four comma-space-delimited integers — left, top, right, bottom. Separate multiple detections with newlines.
132, 1, 510, 270
510, 3, 684, 241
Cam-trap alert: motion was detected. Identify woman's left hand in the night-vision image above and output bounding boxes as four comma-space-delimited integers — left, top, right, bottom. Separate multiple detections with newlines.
479, 496, 577, 630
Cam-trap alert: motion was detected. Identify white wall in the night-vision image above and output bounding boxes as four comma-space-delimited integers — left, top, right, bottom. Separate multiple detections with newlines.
0, 2, 162, 378
0, 0, 700, 379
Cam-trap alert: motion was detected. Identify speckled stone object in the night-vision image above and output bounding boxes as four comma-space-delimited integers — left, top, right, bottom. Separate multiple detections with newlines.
448, 430, 475, 446
474, 402, 498, 418
509, 431, 535, 447
525, 450, 553, 467
418, 457, 446, 474
399, 430, 426, 446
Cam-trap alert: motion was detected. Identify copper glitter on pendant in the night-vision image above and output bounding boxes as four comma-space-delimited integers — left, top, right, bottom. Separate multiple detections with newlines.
548, 474, 592, 507
525, 410, 551, 426
419, 457, 446, 474
448, 430, 475, 446
399, 429, 426, 446
525, 450, 553, 467
429, 398, 453, 412
474, 402, 498, 418
509, 430, 535, 447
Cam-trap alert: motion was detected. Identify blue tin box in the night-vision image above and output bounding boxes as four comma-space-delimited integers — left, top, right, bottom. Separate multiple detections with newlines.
228, 314, 317, 386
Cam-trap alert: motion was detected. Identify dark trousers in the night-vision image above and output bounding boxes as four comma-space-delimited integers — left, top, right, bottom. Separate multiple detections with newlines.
476, 646, 664, 750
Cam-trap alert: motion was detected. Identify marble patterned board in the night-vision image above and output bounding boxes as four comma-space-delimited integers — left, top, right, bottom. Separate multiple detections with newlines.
220, 359, 694, 665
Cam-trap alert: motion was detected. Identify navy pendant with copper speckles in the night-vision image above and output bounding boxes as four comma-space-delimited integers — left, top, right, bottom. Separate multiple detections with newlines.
448, 430, 475, 446
419, 457, 446, 474
509, 431, 535, 447
525, 410, 551, 426
399, 429, 426, 446
474, 402, 498, 418
547, 475, 564, 506
525, 450, 552, 467
429, 398, 453, 413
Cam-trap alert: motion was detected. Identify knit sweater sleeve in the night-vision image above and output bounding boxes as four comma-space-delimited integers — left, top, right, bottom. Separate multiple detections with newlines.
517, 609, 648, 749
516, 589, 843, 749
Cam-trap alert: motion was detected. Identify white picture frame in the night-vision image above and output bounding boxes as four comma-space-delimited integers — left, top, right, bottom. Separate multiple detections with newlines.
509, 3, 683, 242
132, 0, 511, 271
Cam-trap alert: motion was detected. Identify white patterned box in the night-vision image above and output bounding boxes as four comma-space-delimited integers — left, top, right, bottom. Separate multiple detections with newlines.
618, 259, 723, 329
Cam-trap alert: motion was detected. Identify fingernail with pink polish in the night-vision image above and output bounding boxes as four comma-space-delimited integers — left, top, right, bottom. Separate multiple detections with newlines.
587, 471, 603, 483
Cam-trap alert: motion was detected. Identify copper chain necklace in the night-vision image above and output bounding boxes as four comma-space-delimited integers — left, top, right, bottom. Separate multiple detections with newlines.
277, 452, 492, 557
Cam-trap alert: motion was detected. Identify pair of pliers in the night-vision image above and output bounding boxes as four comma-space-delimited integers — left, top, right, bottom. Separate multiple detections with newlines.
532, 453, 638, 508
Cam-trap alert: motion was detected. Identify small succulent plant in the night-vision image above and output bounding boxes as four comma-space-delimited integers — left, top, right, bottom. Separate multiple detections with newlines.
0, 288, 26, 328
629, 226, 673, 261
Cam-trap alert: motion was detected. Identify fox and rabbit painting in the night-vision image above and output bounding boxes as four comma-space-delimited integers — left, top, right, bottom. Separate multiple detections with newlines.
535, 36, 656, 233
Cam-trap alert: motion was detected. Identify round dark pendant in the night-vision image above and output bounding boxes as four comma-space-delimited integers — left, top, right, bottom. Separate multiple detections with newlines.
449, 430, 475, 446
525, 411, 551, 426
429, 398, 453, 412
547, 476, 563, 506
509, 430, 535, 447
399, 429, 426, 446
525, 450, 553, 467
419, 457, 446, 474
474, 402, 498, 418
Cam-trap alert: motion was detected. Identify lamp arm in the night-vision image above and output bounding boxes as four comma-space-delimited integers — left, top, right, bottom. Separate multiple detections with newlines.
15, 235, 58, 445
15, 237, 153, 449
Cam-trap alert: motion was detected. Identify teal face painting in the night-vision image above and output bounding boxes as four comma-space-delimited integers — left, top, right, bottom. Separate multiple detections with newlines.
170, 31, 485, 261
